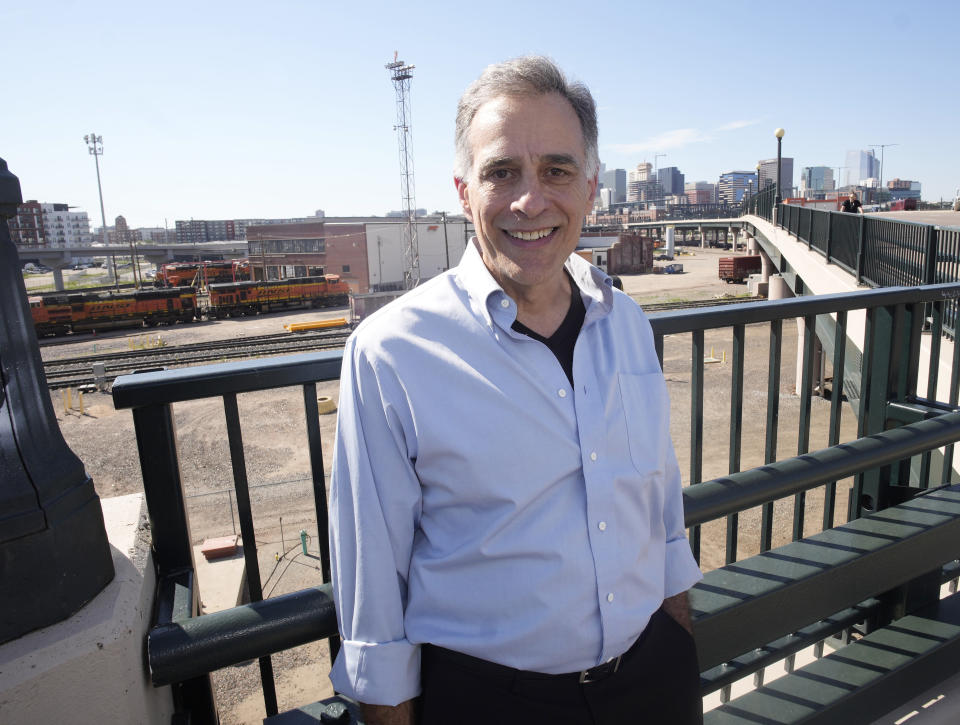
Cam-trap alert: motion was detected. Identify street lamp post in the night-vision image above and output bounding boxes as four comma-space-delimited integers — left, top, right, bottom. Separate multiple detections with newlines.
834, 166, 848, 195
84, 133, 120, 290
774, 128, 785, 206
870, 143, 898, 206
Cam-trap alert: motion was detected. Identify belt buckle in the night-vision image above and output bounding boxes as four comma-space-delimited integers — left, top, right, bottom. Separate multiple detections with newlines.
578, 654, 622, 684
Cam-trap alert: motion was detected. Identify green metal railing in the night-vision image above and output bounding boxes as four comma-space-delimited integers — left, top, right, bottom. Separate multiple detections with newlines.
649, 282, 960, 564
742, 185, 776, 221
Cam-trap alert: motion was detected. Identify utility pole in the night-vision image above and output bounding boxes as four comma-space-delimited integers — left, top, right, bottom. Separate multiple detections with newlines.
834, 166, 848, 193
441, 211, 450, 271
870, 143, 898, 204
84, 132, 119, 290
654, 153, 666, 203
385, 53, 420, 289
654, 153, 666, 177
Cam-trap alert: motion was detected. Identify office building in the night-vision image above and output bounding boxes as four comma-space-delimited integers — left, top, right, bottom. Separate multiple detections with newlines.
246, 215, 469, 293
627, 162, 662, 202
174, 216, 336, 243
109, 215, 140, 246
685, 182, 716, 205
758, 158, 794, 197
138, 227, 178, 244
799, 167, 836, 198
844, 150, 879, 188
887, 179, 922, 201
657, 167, 685, 197
600, 168, 627, 204
718, 172, 758, 204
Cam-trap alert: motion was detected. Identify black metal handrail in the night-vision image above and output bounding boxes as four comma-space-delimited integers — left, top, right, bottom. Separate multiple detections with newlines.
112, 350, 343, 407
684, 411, 960, 526
148, 585, 337, 687
649, 281, 960, 335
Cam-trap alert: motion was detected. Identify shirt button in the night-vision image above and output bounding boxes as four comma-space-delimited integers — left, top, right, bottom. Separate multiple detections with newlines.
607, 593, 615, 603
558, 389, 567, 398
500, 299, 509, 308
598, 521, 607, 531
590, 451, 598, 461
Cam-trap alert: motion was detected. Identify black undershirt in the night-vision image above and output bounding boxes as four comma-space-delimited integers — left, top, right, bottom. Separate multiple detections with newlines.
511, 275, 586, 385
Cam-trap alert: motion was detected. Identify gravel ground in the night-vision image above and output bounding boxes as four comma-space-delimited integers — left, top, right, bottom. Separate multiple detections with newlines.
50, 247, 858, 722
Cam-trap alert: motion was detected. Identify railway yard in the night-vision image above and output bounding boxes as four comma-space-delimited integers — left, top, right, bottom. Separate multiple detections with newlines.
47, 247, 858, 723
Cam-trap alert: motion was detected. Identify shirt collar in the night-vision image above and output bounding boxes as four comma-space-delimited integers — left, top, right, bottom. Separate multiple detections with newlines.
454, 237, 614, 331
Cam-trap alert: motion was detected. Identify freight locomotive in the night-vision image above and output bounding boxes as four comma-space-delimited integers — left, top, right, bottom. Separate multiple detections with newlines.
156, 260, 250, 288
206, 275, 350, 318
31, 274, 352, 336
30, 287, 199, 336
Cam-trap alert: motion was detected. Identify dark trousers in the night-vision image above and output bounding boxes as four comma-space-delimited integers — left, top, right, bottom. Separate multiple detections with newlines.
419, 608, 702, 724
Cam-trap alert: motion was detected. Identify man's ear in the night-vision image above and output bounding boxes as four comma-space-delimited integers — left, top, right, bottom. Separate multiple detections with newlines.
584, 171, 599, 214
455, 176, 474, 222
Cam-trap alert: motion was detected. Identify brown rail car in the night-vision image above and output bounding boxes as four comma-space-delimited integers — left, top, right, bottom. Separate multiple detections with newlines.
719, 255, 762, 283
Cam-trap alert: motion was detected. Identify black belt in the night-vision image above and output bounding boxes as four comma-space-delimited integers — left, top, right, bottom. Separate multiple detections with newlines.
423, 610, 658, 687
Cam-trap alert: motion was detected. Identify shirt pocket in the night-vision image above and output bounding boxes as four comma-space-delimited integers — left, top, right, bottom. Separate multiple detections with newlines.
617, 372, 670, 477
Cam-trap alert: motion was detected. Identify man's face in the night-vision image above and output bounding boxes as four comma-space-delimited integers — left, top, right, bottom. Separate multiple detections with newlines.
456, 92, 597, 300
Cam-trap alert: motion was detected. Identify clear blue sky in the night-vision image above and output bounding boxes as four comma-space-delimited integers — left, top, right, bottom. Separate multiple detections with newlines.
3, 0, 958, 228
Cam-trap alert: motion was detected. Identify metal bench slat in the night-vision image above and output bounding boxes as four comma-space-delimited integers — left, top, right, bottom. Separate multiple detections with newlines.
704, 592, 960, 724
693, 484, 960, 671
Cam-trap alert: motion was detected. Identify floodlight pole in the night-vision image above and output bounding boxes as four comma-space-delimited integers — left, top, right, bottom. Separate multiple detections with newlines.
85, 133, 120, 290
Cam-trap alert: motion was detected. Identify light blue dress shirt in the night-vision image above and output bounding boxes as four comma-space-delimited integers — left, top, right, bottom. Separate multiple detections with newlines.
328, 240, 702, 706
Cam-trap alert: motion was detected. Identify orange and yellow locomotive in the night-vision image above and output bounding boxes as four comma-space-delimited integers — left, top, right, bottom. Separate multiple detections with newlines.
206, 275, 350, 318
30, 287, 198, 336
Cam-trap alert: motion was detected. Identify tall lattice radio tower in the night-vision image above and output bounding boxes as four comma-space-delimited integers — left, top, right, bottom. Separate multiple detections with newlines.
385, 52, 420, 289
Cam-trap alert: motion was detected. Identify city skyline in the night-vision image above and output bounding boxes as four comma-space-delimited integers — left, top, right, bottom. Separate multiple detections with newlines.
3, 0, 957, 228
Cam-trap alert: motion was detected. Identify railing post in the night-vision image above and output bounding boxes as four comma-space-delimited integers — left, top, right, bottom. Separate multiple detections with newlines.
856, 214, 867, 284
825, 211, 834, 263
132, 403, 199, 583
923, 224, 938, 286
131, 401, 218, 722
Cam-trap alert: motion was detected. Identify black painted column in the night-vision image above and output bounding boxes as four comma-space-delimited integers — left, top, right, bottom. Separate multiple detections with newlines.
0, 158, 114, 643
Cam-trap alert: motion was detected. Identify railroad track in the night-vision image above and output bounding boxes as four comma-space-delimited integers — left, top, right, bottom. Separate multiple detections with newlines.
43, 328, 352, 389
640, 296, 762, 312
43, 297, 765, 390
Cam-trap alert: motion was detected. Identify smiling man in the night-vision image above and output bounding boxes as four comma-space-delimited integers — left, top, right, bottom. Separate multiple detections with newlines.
329, 56, 703, 725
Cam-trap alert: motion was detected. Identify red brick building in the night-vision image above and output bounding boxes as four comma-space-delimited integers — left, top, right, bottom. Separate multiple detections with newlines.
245, 221, 370, 293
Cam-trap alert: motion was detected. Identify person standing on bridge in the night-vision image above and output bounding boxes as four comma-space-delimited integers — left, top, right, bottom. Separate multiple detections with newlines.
841, 191, 863, 213
328, 55, 703, 725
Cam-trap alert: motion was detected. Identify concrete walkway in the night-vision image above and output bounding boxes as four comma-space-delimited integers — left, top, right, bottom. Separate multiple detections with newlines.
749, 215, 959, 403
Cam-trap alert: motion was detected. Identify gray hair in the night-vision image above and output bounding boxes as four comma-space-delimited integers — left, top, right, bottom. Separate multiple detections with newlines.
454, 56, 599, 182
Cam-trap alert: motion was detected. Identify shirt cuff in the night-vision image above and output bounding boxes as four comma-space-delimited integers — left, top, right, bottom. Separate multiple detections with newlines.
663, 537, 703, 598
329, 637, 421, 706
